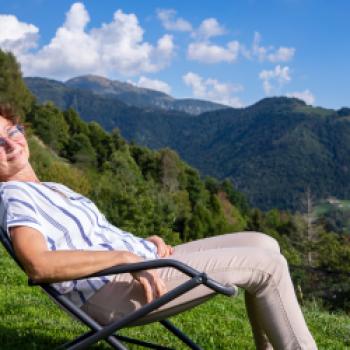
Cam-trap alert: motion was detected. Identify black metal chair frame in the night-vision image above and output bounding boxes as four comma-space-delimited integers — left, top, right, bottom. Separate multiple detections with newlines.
0, 229, 238, 349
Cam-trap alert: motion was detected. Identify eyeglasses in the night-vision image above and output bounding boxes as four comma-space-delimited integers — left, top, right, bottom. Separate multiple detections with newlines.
0, 125, 25, 146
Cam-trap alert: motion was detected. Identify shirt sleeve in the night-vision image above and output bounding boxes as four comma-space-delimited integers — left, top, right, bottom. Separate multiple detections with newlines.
0, 185, 43, 237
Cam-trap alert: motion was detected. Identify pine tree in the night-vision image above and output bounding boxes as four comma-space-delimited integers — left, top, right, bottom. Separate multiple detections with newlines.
0, 49, 34, 116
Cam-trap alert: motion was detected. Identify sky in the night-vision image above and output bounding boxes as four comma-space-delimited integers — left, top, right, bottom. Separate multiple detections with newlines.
0, 0, 349, 109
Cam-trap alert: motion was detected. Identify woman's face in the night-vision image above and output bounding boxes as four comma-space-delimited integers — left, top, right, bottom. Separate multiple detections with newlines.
0, 115, 30, 181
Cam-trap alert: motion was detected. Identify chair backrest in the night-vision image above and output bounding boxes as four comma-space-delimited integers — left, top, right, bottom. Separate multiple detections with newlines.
0, 227, 23, 268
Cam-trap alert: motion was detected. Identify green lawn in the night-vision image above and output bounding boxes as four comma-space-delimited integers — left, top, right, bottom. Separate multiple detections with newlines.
0, 245, 349, 349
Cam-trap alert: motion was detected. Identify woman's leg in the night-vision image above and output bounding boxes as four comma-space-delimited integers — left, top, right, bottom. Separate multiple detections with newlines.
82, 243, 317, 349
165, 247, 316, 350
174, 231, 279, 349
174, 231, 280, 254
245, 292, 273, 350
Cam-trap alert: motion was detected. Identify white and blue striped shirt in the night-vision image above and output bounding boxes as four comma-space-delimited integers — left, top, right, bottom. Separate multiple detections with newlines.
0, 181, 158, 307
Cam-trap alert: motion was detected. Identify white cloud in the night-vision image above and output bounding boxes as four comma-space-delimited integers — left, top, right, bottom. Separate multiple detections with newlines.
196, 18, 226, 39
157, 9, 192, 32
187, 30, 295, 65
286, 89, 315, 105
187, 41, 240, 63
0, 2, 175, 80
268, 47, 295, 63
252, 32, 295, 63
130, 76, 171, 94
187, 17, 240, 64
259, 65, 291, 95
64, 1, 90, 31
252, 32, 267, 61
183, 72, 243, 107
0, 14, 39, 55
156, 34, 174, 59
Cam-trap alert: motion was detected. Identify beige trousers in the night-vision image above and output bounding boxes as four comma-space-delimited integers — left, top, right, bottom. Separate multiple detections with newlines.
81, 232, 317, 350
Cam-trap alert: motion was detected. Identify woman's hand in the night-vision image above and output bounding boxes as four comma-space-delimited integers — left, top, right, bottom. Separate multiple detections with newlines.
134, 235, 171, 302
132, 269, 167, 303
146, 235, 174, 257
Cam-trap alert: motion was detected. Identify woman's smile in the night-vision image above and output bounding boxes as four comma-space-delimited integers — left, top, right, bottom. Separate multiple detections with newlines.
7, 148, 23, 162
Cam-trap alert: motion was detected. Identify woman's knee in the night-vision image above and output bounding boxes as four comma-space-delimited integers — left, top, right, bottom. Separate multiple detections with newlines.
243, 231, 280, 253
248, 251, 290, 291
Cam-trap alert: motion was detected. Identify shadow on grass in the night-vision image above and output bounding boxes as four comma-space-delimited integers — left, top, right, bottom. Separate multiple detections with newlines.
0, 327, 62, 350
0, 326, 111, 350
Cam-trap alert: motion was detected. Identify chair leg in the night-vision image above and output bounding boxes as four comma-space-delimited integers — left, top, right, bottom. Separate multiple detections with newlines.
160, 320, 204, 350
55, 329, 128, 350
116, 334, 174, 349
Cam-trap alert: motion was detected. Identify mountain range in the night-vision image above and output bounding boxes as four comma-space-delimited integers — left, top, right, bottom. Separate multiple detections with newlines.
26, 75, 227, 116
24, 75, 350, 211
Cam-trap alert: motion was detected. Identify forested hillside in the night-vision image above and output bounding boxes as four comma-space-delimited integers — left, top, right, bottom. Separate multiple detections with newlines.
1, 50, 349, 312
25, 77, 350, 211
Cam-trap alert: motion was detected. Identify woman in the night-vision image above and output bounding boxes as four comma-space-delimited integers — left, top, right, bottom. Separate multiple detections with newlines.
0, 104, 317, 349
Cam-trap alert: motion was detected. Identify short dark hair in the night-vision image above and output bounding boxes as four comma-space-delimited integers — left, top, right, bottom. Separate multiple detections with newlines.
0, 103, 20, 125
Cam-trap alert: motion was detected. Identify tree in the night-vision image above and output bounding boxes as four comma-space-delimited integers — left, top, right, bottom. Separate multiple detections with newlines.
0, 49, 34, 117
204, 176, 220, 194
88, 121, 114, 168
111, 128, 126, 151
247, 208, 265, 232
130, 144, 159, 180
63, 108, 89, 135
160, 149, 180, 192
302, 187, 318, 266
184, 168, 206, 207
221, 179, 250, 215
65, 133, 97, 167
27, 103, 69, 153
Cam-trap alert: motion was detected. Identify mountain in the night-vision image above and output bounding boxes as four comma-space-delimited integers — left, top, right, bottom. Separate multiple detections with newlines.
25, 76, 196, 149
177, 98, 350, 211
27, 75, 227, 115
25, 76, 350, 211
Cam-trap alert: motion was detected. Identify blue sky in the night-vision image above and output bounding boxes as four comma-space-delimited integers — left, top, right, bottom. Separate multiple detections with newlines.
0, 0, 349, 109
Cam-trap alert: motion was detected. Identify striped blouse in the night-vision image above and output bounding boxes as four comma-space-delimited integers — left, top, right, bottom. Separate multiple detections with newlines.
0, 181, 158, 307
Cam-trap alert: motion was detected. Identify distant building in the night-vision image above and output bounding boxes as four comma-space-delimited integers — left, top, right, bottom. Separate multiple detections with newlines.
326, 197, 344, 208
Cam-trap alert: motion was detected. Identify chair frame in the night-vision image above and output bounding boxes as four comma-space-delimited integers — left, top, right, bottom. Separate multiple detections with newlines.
0, 229, 238, 350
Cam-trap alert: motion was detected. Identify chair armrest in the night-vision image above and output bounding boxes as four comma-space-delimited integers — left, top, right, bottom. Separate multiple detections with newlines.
89, 259, 237, 296
30, 258, 237, 296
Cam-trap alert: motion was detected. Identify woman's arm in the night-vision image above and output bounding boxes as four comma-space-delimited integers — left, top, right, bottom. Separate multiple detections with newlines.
10, 226, 167, 302
10, 226, 142, 282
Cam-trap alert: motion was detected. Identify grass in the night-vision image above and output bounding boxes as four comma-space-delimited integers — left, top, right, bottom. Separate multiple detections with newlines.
0, 245, 349, 349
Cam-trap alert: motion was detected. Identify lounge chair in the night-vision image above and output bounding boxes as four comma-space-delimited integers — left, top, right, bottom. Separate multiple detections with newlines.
0, 228, 238, 349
